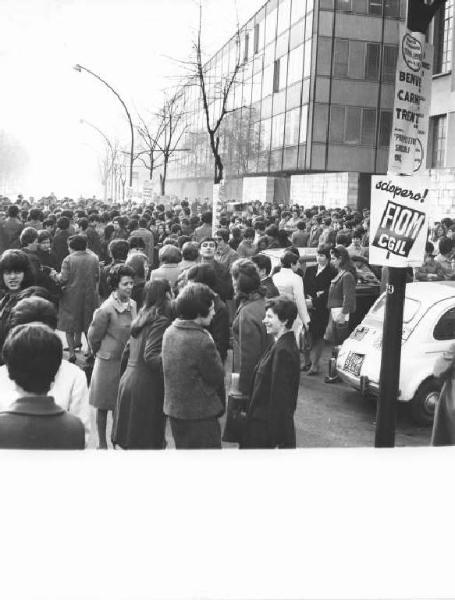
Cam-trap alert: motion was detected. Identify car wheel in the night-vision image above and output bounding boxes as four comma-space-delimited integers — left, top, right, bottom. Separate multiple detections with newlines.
410, 378, 441, 426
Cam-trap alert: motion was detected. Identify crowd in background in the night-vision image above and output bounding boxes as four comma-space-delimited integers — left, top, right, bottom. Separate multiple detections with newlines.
0, 192, 452, 450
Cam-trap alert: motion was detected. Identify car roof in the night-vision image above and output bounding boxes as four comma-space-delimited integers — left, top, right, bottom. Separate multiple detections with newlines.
405, 281, 455, 306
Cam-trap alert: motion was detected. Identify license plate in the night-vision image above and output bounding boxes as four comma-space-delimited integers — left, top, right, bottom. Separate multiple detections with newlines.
343, 352, 365, 376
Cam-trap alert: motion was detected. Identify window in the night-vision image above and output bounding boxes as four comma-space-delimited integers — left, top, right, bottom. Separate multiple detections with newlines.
384, 0, 400, 17
434, 0, 453, 73
361, 109, 376, 145
263, 64, 274, 96
345, 107, 361, 143
285, 107, 300, 145
434, 308, 455, 340
265, 8, 277, 44
291, 0, 306, 22
382, 45, 398, 83
432, 114, 447, 168
336, 0, 352, 9
244, 32, 249, 62
288, 44, 304, 84
254, 23, 260, 54
379, 110, 392, 146
300, 104, 309, 143
277, 0, 291, 34
303, 39, 312, 77
273, 59, 281, 92
368, 0, 382, 14
334, 39, 349, 76
272, 113, 285, 148
330, 106, 345, 142
365, 43, 380, 80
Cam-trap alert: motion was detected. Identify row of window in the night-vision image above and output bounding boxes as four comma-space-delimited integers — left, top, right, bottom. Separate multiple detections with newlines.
434, 0, 453, 74
335, 40, 397, 82
333, 0, 401, 17
329, 106, 392, 146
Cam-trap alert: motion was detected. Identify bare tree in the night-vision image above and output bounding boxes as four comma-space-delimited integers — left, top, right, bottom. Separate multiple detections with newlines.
192, 2, 245, 184
135, 113, 166, 181
155, 91, 187, 196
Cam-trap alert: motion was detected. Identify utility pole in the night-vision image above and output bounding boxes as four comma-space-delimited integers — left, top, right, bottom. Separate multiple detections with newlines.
374, 0, 446, 447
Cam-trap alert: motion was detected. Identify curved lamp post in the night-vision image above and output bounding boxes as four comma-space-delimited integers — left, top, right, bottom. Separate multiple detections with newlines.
74, 63, 134, 187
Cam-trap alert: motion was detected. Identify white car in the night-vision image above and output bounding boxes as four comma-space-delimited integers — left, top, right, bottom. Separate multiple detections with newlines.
336, 281, 455, 425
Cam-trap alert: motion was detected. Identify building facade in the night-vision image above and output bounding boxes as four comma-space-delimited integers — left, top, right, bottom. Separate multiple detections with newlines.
166, 0, 408, 208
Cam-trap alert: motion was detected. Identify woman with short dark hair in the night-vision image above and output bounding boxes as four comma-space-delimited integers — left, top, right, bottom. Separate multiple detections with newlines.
88, 264, 137, 449
0, 249, 36, 352
242, 296, 300, 448
231, 258, 270, 397
112, 279, 173, 449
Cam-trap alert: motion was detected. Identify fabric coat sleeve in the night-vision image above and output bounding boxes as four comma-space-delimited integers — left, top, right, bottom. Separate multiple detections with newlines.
210, 305, 230, 363
238, 311, 265, 395
144, 318, 170, 371
267, 347, 297, 446
197, 331, 225, 389
341, 272, 356, 315
88, 307, 110, 355
293, 274, 310, 327
68, 368, 90, 447
59, 255, 71, 286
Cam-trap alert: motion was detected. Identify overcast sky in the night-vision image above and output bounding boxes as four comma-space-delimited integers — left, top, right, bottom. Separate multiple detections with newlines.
0, 0, 263, 198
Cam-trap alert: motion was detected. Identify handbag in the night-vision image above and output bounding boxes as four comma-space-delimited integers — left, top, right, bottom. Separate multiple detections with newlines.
222, 393, 248, 444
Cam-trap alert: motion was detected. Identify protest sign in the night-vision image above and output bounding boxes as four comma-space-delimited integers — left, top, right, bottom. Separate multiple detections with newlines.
388, 26, 433, 176
369, 175, 430, 267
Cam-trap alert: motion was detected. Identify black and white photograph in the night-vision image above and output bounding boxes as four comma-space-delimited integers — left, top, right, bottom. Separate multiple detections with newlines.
0, 0, 454, 598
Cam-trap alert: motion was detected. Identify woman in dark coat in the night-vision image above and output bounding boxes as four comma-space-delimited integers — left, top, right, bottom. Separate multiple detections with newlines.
111, 279, 173, 449
242, 296, 300, 449
303, 246, 337, 375
0, 249, 36, 353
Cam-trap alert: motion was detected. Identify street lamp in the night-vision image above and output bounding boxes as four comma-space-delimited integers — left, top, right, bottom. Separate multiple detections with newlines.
73, 63, 134, 188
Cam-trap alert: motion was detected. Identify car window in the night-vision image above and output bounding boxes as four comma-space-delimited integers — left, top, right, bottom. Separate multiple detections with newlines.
433, 307, 455, 340
370, 295, 421, 323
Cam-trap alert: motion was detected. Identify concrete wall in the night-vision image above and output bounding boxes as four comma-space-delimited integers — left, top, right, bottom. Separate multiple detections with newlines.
290, 172, 360, 208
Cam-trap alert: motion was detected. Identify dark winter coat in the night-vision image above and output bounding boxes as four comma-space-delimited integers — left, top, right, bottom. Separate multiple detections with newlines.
162, 319, 225, 420
304, 264, 338, 340
112, 314, 171, 449
0, 395, 85, 449
243, 331, 300, 449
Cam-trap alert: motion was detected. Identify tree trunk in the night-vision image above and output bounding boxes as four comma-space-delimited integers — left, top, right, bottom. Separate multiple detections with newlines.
160, 155, 168, 195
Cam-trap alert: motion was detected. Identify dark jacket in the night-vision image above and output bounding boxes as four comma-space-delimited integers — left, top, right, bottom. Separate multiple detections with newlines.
201, 259, 233, 301
52, 229, 70, 269
327, 270, 356, 315
162, 319, 225, 420
304, 264, 338, 339
0, 396, 85, 449
261, 276, 279, 299
208, 295, 230, 363
244, 331, 300, 449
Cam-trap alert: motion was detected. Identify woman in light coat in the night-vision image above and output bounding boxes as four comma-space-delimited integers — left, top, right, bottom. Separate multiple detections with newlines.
88, 264, 137, 449
272, 251, 311, 346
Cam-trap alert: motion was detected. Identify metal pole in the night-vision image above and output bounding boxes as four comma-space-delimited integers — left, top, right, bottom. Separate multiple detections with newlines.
375, 267, 407, 447
74, 64, 135, 187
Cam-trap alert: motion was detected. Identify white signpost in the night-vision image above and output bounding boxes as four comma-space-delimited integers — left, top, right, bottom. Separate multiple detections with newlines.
212, 179, 225, 236
369, 175, 430, 268
388, 26, 433, 176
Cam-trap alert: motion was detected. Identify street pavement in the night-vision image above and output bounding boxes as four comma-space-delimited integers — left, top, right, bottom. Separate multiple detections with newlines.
73, 342, 431, 450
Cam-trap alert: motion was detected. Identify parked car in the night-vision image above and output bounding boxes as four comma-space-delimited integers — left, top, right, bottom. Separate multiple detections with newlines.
335, 281, 455, 425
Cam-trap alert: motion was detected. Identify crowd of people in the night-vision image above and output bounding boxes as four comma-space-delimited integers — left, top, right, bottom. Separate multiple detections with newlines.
0, 193, 452, 449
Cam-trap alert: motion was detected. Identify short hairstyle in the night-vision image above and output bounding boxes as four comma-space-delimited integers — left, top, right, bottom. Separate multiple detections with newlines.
29, 208, 43, 222
265, 224, 279, 239
231, 258, 261, 295
128, 236, 146, 250
3, 323, 62, 394
425, 241, 435, 255
159, 244, 182, 264
56, 216, 70, 230
126, 254, 146, 280
176, 282, 215, 319
317, 245, 331, 261
200, 211, 213, 225
281, 251, 299, 268
243, 227, 255, 240
181, 242, 199, 261
331, 244, 356, 272
9, 297, 58, 330
77, 217, 89, 231
265, 296, 298, 329
438, 236, 453, 256
335, 233, 351, 247
108, 239, 129, 261
186, 263, 217, 291
251, 253, 272, 276
68, 234, 87, 251
200, 236, 218, 248
0, 250, 35, 290
138, 218, 148, 228
7, 205, 19, 218
20, 227, 38, 247
352, 228, 364, 239
215, 228, 230, 243
37, 230, 51, 243
108, 264, 135, 290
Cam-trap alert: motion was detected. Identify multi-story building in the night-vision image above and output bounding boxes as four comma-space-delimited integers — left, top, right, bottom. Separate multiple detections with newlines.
166, 0, 430, 210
